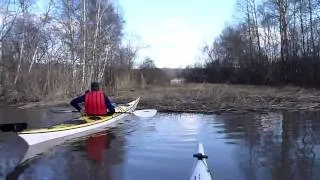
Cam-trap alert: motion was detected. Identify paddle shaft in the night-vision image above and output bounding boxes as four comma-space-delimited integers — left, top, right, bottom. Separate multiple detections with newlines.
51, 109, 157, 118
51, 110, 131, 114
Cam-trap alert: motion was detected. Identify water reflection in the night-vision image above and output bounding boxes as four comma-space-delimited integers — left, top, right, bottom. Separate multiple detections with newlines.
1, 108, 320, 180
5, 127, 126, 180
207, 112, 320, 180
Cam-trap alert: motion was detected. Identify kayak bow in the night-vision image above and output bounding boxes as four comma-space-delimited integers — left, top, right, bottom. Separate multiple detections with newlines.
189, 142, 213, 180
17, 97, 140, 146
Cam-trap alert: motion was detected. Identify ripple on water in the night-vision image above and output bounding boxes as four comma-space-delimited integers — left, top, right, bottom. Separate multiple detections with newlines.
2, 110, 320, 180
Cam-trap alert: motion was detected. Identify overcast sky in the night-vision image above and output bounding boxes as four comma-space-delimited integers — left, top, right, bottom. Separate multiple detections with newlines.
119, 0, 236, 68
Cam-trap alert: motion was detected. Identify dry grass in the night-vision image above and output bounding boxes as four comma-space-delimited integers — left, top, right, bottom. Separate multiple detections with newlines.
15, 83, 320, 114
110, 83, 320, 114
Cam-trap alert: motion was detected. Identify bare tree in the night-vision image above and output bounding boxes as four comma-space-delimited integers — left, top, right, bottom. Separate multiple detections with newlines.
13, 0, 28, 86
186, 0, 320, 86
0, 0, 139, 103
82, 0, 87, 88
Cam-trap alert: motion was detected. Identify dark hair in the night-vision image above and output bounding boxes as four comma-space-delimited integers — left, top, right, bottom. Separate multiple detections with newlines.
91, 82, 100, 91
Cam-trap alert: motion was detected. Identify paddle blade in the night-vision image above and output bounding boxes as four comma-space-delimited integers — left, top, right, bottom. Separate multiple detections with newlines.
51, 110, 79, 113
132, 109, 157, 118
0, 123, 28, 132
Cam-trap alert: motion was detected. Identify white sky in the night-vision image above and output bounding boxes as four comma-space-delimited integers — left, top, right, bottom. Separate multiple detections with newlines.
24, 0, 236, 68
119, 0, 236, 68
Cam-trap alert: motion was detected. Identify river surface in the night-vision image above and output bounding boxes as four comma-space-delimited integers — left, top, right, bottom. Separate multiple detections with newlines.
0, 106, 320, 180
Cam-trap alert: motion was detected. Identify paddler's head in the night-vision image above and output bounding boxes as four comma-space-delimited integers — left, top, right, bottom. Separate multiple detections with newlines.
91, 81, 100, 91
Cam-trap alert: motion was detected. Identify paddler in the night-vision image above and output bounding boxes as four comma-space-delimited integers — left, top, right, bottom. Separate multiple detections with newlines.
70, 81, 115, 116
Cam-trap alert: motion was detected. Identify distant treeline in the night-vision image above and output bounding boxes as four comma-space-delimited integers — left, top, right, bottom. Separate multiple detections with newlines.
182, 0, 320, 87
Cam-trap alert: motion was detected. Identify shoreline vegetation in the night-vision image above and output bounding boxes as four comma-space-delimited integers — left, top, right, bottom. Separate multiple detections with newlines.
1, 0, 320, 116
13, 83, 320, 115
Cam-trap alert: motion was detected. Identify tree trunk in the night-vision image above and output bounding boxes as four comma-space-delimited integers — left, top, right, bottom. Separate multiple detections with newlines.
252, 0, 261, 54
246, 0, 253, 60
308, 0, 315, 57
98, 46, 110, 82
28, 45, 39, 73
66, 0, 77, 91
82, 0, 87, 89
299, 0, 306, 56
14, 1, 26, 86
292, 0, 297, 58
276, 0, 289, 82
90, 0, 104, 84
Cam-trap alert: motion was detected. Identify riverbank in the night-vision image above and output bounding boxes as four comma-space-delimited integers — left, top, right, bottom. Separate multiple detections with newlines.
14, 83, 320, 114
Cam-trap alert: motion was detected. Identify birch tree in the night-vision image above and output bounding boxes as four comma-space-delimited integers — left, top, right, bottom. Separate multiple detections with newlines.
13, 0, 28, 86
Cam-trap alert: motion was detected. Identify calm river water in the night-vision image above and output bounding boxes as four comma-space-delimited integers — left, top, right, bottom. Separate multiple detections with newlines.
0, 106, 320, 180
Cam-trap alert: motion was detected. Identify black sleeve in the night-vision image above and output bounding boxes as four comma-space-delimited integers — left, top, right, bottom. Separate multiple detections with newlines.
70, 95, 85, 111
105, 95, 115, 113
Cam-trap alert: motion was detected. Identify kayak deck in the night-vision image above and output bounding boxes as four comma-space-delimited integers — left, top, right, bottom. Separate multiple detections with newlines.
18, 97, 139, 134
189, 143, 213, 180
17, 97, 140, 145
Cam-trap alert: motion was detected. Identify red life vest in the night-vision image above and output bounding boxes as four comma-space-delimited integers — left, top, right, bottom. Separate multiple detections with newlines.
84, 90, 107, 116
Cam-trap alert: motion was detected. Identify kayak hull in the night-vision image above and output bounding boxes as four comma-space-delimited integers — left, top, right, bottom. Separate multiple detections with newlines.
189, 143, 213, 180
18, 97, 140, 146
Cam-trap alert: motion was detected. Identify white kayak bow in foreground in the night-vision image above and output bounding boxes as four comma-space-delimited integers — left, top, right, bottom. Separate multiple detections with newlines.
189, 142, 213, 180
